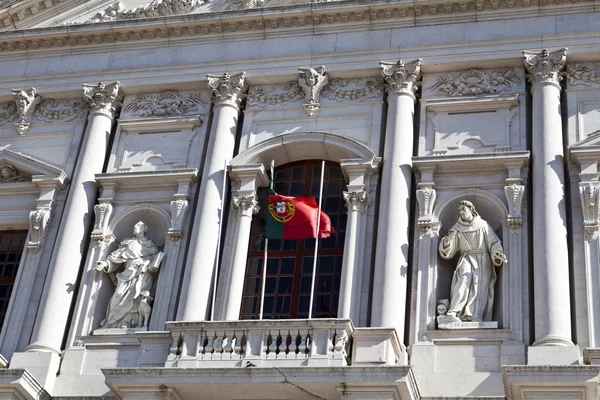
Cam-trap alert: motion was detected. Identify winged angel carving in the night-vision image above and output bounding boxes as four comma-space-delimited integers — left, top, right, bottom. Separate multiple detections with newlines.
298, 66, 328, 117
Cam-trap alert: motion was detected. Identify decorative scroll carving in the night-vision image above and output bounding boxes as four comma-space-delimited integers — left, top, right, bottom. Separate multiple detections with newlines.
35, 99, 87, 122
207, 72, 247, 108
504, 180, 525, 229
0, 102, 17, 124
523, 48, 567, 87
247, 82, 304, 108
124, 91, 205, 117
321, 78, 384, 102
91, 202, 114, 243
86, 0, 203, 23
298, 66, 328, 117
416, 184, 436, 232
430, 68, 521, 96
232, 194, 260, 217
28, 207, 51, 254
223, 0, 264, 10
0, 164, 30, 183
168, 195, 189, 241
580, 182, 600, 241
380, 59, 422, 97
566, 63, 600, 87
343, 190, 370, 214
83, 81, 124, 118
12, 88, 41, 134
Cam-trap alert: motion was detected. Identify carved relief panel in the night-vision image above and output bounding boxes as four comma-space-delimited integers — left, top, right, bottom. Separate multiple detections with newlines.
419, 68, 526, 156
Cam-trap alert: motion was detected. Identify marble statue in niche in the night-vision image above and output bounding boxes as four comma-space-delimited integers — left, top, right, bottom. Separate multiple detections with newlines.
95, 221, 164, 331
437, 200, 507, 329
0, 164, 29, 183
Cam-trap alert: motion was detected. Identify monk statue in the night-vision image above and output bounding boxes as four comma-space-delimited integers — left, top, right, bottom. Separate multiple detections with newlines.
438, 200, 507, 324
95, 221, 163, 330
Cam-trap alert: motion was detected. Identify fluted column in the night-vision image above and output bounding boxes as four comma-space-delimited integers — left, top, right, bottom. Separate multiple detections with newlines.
523, 48, 573, 347
177, 72, 247, 321
371, 60, 421, 337
26, 82, 122, 354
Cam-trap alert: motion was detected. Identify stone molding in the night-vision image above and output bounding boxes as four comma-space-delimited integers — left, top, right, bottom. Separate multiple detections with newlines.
430, 68, 521, 97
207, 72, 247, 108
298, 65, 328, 116
523, 48, 567, 88
0, 2, 594, 52
504, 178, 524, 230
416, 183, 436, 232
380, 59, 422, 99
124, 90, 206, 117
168, 194, 189, 241
232, 194, 260, 217
566, 63, 600, 87
580, 181, 600, 241
84, 0, 204, 23
343, 189, 370, 214
83, 81, 124, 118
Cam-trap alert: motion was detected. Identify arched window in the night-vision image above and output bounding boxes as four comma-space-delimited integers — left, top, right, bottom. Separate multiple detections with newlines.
240, 161, 347, 319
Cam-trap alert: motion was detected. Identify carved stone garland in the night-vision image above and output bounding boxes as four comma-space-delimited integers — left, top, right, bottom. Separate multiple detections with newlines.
430, 68, 521, 97
580, 182, 600, 241
566, 63, 600, 87
523, 48, 567, 87
416, 183, 436, 232
504, 179, 525, 230
124, 91, 206, 117
321, 78, 384, 101
83, 81, 124, 118
86, 0, 203, 23
35, 99, 87, 122
207, 72, 247, 108
298, 66, 328, 117
247, 82, 304, 108
380, 59, 422, 97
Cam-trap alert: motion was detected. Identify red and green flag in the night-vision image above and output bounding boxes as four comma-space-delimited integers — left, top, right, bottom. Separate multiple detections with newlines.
266, 194, 331, 240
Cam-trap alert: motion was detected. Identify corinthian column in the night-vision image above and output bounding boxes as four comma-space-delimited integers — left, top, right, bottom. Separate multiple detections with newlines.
523, 48, 574, 350
371, 60, 421, 337
11, 83, 122, 385
177, 72, 247, 321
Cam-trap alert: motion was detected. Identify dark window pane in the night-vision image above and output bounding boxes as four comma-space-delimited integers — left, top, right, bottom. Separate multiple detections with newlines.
280, 258, 295, 275
319, 256, 334, 273
292, 167, 305, 180
0, 231, 26, 331
278, 277, 293, 294
290, 182, 304, 197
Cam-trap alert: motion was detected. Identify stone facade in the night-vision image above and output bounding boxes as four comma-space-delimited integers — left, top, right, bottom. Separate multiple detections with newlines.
0, 0, 598, 399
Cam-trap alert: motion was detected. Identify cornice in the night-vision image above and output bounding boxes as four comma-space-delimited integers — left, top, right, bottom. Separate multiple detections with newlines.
0, 0, 594, 54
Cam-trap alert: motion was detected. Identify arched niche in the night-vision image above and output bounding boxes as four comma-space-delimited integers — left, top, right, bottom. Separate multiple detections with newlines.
231, 131, 377, 166
433, 189, 509, 327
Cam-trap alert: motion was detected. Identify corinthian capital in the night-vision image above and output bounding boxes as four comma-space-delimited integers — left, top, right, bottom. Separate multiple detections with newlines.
232, 194, 260, 217
83, 81, 123, 118
523, 48, 567, 87
207, 72, 247, 108
343, 190, 370, 213
380, 59, 422, 98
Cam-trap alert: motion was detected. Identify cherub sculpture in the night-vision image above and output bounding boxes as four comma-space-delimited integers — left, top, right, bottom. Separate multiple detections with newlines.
298, 66, 328, 117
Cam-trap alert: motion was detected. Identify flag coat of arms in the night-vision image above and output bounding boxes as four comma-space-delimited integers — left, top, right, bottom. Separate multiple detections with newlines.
266, 195, 332, 240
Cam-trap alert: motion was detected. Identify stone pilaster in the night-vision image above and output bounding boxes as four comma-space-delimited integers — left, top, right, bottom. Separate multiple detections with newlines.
371, 59, 421, 337
177, 72, 248, 322
523, 48, 574, 352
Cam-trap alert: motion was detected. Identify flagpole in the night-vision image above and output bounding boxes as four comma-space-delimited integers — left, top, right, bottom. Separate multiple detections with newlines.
259, 160, 275, 320
210, 158, 229, 321
308, 160, 325, 319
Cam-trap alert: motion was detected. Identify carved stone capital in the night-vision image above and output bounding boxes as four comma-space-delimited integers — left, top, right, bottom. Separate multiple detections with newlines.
343, 190, 370, 213
416, 183, 436, 232
232, 194, 260, 217
83, 81, 124, 118
168, 195, 189, 241
523, 48, 567, 88
580, 182, 600, 241
504, 179, 525, 230
207, 72, 247, 108
298, 66, 328, 117
12, 87, 41, 135
28, 206, 52, 255
91, 202, 114, 243
380, 59, 422, 99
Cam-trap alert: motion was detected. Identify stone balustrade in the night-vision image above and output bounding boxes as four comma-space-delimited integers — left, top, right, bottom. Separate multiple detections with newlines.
165, 319, 353, 368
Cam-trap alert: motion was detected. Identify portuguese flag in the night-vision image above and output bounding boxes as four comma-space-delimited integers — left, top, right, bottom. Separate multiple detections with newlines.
266, 194, 332, 240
